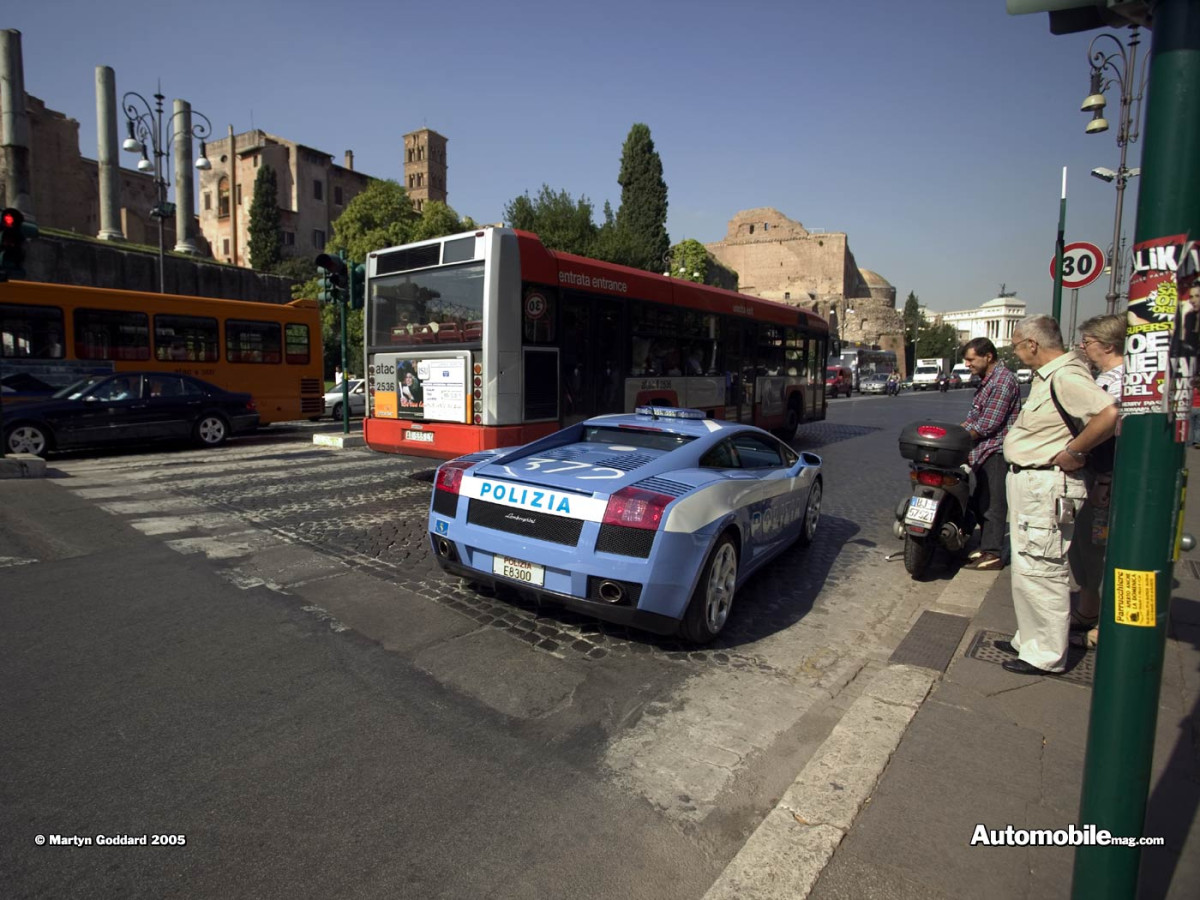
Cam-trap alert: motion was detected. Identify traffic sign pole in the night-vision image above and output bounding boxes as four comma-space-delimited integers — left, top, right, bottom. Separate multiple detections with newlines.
1053, 168, 1066, 324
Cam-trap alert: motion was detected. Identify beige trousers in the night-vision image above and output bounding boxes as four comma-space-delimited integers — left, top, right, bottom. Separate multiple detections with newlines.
1006, 467, 1088, 672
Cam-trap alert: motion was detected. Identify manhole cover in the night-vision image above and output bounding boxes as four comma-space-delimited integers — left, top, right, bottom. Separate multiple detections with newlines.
965, 629, 1095, 687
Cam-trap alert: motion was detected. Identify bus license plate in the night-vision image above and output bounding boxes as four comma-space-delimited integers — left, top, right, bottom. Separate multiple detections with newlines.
492, 555, 545, 587
404, 430, 435, 443
905, 497, 938, 526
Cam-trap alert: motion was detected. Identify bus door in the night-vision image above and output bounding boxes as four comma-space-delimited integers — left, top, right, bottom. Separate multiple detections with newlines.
559, 294, 624, 424
560, 295, 592, 426
723, 319, 754, 423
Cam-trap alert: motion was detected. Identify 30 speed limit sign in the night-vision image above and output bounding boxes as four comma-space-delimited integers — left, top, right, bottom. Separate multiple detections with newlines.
1049, 241, 1106, 289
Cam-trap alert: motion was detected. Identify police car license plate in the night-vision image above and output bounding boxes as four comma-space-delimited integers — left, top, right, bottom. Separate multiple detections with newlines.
905, 497, 938, 526
492, 555, 545, 587
404, 430, 434, 443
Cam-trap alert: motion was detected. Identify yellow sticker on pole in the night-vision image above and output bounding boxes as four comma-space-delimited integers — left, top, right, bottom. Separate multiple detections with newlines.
1113, 569, 1157, 627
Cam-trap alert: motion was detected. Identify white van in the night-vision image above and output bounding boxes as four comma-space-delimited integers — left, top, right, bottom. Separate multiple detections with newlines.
950, 363, 972, 388
1015, 368, 1033, 384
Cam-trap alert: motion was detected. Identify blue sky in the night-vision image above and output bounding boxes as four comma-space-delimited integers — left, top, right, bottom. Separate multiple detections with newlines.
8, 0, 1145, 323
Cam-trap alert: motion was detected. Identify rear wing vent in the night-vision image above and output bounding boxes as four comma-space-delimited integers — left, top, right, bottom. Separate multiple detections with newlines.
375, 244, 441, 275
597, 453, 657, 471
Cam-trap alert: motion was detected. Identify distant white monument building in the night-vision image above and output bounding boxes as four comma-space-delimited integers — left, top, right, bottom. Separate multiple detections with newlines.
932, 290, 1027, 347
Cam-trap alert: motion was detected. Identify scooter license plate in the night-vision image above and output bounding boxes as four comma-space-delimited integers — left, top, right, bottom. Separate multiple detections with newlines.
905, 497, 938, 526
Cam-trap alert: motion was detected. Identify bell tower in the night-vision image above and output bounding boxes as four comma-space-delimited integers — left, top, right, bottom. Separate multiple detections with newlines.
402, 129, 447, 212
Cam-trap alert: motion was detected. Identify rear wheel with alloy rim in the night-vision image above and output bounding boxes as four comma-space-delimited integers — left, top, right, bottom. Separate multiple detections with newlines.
797, 477, 822, 546
680, 534, 738, 644
332, 402, 343, 421
194, 413, 229, 448
5, 423, 51, 456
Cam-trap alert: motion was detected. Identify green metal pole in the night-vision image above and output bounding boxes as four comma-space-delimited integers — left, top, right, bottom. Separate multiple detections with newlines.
338, 249, 350, 435
1053, 166, 1066, 324
1073, 1, 1200, 896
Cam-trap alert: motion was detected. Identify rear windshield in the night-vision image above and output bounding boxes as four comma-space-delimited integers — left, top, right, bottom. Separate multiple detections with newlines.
582, 426, 697, 452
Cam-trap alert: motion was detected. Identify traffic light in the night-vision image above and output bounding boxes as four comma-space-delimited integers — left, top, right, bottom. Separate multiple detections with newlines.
349, 263, 366, 310
1, 207, 38, 279
315, 252, 348, 304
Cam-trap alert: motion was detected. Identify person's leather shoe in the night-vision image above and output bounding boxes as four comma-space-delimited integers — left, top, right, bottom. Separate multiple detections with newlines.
994, 640, 1018, 655
1001, 658, 1060, 676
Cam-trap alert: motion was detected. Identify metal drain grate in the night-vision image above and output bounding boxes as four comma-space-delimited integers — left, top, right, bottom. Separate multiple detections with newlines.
890, 611, 970, 672
965, 629, 1095, 687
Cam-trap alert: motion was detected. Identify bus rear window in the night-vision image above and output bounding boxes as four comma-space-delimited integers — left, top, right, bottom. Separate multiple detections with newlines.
581, 426, 696, 452
227, 320, 282, 364
75, 308, 150, 361
284, 323, 310, 365
154, 314, 218, 362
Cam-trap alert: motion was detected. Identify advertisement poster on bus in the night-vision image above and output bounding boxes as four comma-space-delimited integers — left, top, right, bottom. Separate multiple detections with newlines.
1123, 233, 1189, 415
410, 358, 467, 422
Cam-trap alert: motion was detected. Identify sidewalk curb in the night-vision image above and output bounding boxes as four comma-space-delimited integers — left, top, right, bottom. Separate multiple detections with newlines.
702, 664, 937, 900
0, 453, 47, 479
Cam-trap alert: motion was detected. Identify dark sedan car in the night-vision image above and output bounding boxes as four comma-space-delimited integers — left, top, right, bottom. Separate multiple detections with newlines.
2, 372, 259, 457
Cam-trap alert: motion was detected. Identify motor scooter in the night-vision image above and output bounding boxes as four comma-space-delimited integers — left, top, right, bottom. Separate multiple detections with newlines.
893, 421, 975, 577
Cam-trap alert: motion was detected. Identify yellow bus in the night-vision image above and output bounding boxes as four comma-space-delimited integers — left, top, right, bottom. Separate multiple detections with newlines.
0, 281, 324, 423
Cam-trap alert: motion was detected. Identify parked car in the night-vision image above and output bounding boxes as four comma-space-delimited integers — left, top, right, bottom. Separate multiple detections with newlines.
2, 372, 259, 457
427, 406, 824, 643
861, 373, 891, 395
316, 378, 366, 420
825, 365, 853, 398
1015, 368, 1033, 384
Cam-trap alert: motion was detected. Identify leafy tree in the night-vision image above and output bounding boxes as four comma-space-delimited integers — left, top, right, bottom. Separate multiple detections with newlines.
326, 179, 419, 263
319, 301, 364, 380
668, 239, 708, 283
247, 164, 283, 271
410, 200, 476, 243
916, 321, 962, 359
613, 123, 670, 272
502, 185, 597, 256
902, 291, 922, 345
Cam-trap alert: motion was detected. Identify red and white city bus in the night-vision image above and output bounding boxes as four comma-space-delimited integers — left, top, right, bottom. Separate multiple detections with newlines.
362, 228, 830, 460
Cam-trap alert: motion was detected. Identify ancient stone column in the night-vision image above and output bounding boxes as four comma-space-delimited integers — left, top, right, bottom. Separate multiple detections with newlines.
95, 65, 124, 241
0, 29, 34, 219
172, 99, 200, 255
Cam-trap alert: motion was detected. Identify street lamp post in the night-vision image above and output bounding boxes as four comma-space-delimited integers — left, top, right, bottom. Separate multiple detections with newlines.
1081, 25, 1149, 316
122, 84, 212, 293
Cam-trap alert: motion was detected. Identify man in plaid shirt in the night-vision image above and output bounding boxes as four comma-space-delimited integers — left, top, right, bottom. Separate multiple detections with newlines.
959, 337, 1021, 570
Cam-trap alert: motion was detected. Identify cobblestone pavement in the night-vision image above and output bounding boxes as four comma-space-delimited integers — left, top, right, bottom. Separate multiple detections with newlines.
45, 389, 981, 827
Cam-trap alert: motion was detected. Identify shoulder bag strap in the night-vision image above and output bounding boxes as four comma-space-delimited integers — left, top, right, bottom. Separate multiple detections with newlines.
1048, 377, 1083, 438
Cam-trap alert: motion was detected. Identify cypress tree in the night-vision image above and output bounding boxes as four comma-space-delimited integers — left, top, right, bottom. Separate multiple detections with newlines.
614, 123, 669, 272
247, 164, 283, 271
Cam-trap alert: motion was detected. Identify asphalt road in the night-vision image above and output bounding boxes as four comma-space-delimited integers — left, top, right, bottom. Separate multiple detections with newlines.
0, 388, 986, 899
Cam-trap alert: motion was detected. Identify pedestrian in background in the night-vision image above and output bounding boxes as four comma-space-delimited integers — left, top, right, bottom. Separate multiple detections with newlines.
959, 338, 1020, 571
1069, 314, 1125, 650
997, 315, 1118, 676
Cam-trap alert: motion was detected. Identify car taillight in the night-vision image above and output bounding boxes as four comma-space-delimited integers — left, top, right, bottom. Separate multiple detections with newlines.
602, 487, 673, 531
245, 399, 257, 411
435, 460, 475, 495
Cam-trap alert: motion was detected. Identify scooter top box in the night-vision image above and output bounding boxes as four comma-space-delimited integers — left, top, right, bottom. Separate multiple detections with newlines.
899, 421, 972, 467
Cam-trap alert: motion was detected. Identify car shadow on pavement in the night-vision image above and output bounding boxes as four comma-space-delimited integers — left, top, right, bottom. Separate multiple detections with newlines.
455, 512, 864, 658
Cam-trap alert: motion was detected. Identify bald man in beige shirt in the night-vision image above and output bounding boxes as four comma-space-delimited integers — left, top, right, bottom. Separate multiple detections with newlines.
997, 315, 1118, 675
